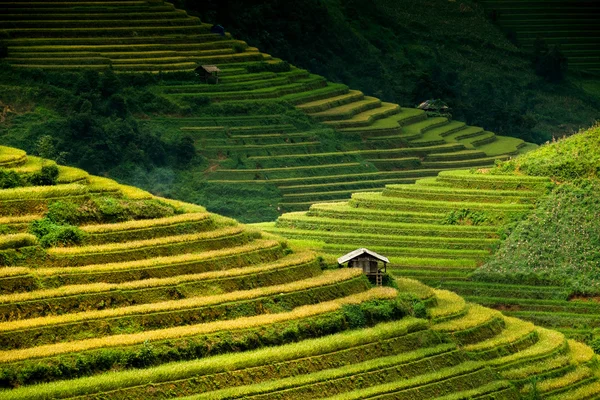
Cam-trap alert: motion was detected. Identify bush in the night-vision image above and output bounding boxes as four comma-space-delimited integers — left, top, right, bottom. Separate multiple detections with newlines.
45, 197, 178, 226
246, 61, 291, 73
0, 43, 7, 59
29, 218, 85, 248
0, 169, 24, 189
28, 165, 59, 186
442, 209, 491, 226
232, 42, 248, 53
533, 38, 568, 83
39, 225, 85, 248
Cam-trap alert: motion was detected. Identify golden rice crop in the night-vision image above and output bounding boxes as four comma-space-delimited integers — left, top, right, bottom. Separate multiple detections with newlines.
86, 176, 152, 199
491, 327, 565, 368
0, 249, 313, 304
432, 304, 501, 332
464, 317, 535, 352
80, 212, 210, 234
0, 215, 41, 224
0, 233, 38, 250
11, 156, 55, 174
0, 146, 26, 165
0, 184, 87, 201
567, 340, 595, 364
394, 278, 434, 300
522, 366, 592, 394
548, 381, 600, 400
154, 196, 206, 213
501, 355, 571, 380
0, 318, 425, 400
36, 238, 279, 276
48, 226, 245, 255
56, 165, 89, 184
0, 287, 397, 363
428, 289, 467, 320
86, 176, 122, 193
0, 269, 362, 332
118, 184, 153, 200
0, 267, 30, 278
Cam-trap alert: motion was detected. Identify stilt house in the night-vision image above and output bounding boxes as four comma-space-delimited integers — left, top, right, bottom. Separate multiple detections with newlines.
338, 248, 388, 286
195, 65, 221, 84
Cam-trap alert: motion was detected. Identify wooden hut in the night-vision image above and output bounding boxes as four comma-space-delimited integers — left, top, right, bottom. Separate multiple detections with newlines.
195, 65, 221, 84
337, 248, 388, 286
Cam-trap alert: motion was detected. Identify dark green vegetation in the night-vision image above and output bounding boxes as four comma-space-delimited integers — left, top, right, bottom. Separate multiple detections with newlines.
477, 0, 600, 74
180, 0, 600, 143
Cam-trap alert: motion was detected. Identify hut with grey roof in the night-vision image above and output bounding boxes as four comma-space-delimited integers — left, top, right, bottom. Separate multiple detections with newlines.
195, 65, 221, 84
338, 248, 388, 286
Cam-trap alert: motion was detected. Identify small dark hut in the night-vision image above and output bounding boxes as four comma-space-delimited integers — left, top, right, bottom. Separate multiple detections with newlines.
338, 248, 388, 286
211, 24, 226, 36
195, 65, 221, 84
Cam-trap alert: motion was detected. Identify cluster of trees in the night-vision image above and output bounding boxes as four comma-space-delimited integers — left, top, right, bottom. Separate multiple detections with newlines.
0, 68, 198, 176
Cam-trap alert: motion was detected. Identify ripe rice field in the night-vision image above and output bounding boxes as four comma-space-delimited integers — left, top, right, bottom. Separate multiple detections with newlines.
1, 1, 600, 398
0, 145, 598, 398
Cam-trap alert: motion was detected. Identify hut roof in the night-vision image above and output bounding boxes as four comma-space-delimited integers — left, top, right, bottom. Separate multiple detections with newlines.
197, 65, 221, 73
337, 248, 389, 265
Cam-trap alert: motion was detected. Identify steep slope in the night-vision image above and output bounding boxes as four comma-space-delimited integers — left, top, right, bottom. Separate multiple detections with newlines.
262, 151, 600, 354
0, 0, 538, 221
0, 144, 599, 399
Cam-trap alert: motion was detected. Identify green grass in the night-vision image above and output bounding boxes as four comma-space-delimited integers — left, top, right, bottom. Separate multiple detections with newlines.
495, 123, 600, 181
474, 181, 600, 294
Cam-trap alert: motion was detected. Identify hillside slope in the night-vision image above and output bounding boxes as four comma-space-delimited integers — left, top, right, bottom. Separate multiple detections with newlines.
0, 0, 539, 222
263, 125, 600, 354
178, 0, 600, 143
0, 145, 599, 399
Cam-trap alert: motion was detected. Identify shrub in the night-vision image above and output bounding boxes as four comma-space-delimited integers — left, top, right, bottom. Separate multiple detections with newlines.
29, 218, 85, 248
0, 43, 6, 59
46, 197, 178, 226
0, 169, 24, 189
590, 338, 600, 354
533, 38, 568, 83
28, 165, 59, 186
39, 225, 85, 248
442, 209, 491, 226
232, 43, 248, 53
246, 61, 291, 73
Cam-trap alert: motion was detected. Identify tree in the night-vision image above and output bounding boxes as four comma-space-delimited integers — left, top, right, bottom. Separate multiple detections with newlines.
533, 38, 568, 82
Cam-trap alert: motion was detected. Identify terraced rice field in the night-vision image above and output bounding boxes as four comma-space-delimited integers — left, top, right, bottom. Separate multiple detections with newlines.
145, 103, 533, 212
477, 0, 600, 73
0, 0, 538, 212
0, 146, 599, 399
262, 169, 600, 355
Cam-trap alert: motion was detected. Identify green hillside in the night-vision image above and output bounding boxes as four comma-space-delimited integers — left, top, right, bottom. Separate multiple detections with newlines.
263, 124, 600, 355
3, 0, 599, 223
0, 143, 597, 398
477, 0, 600, 73
178, 0, 600, 143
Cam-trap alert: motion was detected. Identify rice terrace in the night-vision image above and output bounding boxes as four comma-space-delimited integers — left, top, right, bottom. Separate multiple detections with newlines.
0, 0, 599, 399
